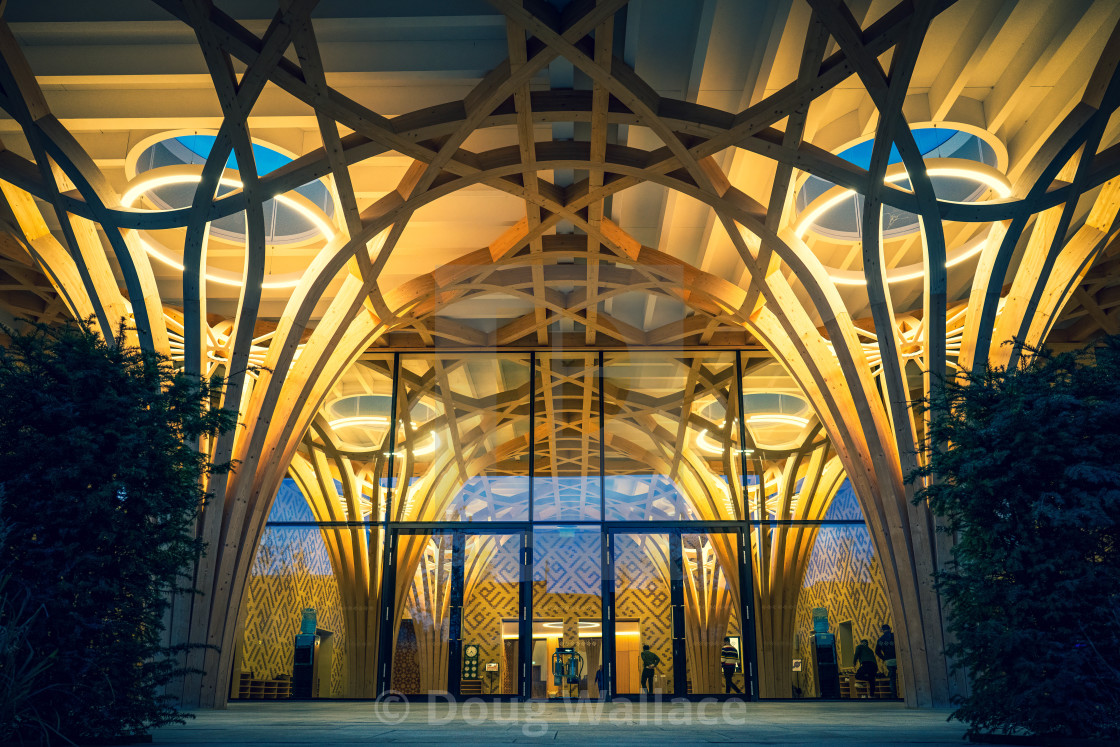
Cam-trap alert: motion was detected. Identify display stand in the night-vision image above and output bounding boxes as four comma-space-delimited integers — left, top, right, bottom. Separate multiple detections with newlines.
551, 647, 584, 699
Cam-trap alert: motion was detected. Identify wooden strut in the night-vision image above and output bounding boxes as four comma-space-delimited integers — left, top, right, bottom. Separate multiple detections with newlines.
0, 0, 1118, 709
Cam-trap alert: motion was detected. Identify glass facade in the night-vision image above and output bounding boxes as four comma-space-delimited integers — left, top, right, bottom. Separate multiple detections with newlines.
233, 352, 896, 701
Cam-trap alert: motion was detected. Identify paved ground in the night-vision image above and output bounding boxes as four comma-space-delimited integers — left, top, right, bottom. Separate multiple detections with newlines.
149, 700, 970, 746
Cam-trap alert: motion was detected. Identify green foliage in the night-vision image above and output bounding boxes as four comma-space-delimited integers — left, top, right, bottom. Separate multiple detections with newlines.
0, 519, 57, 744
915, 339, 1120, 739
0, 320, 233, 744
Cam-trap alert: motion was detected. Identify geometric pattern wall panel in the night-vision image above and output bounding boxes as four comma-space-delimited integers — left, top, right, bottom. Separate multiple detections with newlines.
822, 481, 865, 522
462, 535, 521, 692
265, 478, 318, 523
238, 526, 347, 696
613, 534, 673, 691
390, 620, 421, 695
793, 525, 894, 698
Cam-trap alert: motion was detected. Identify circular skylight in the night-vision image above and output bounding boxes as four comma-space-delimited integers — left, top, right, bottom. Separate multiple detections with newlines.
795, 127, 1002, 241
133, 134, 334, 245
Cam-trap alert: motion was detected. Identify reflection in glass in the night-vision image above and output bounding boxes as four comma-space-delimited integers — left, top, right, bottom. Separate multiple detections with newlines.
237, 349, 898, 701
392, 533, 452, 694
613, 534, 674, 695
752, 489, 895, 699
682, 532, 744, 695
534, 354, 601, 521
318, 355, 396, 522
394, 355, 532, 521
461, 534, 521, 695
604, 353, 742, 521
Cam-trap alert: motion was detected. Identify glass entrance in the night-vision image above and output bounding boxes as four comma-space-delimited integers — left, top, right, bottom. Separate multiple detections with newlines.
608, 529, 750, 698
531, 526, 603, 698
390, 529, 526, 696
681, 531, 748, 696
611, 533, 677, 696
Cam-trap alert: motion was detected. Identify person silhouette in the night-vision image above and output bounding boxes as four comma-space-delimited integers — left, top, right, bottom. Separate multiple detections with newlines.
721, 637, 742, 694
639, 644, 660, 696
875, 624, 897, 698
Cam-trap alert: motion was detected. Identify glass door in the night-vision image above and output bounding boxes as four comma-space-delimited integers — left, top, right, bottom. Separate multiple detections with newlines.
531, 526, 602, 698
457, 533, 524, 696
681, 531, 748, 696
389, 529, 527, 697
609, 532, 679, 696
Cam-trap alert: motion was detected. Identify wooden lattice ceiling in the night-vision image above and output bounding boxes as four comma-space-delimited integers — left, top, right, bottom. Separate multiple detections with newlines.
1, 0, 1120, 710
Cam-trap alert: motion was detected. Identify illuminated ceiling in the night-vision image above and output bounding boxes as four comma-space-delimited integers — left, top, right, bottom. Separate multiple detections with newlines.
2, 0, 1118, 350
1, 0, 1120, 710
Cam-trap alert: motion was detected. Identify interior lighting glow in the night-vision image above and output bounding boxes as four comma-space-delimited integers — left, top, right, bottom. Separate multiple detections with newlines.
331, 415, 440, 456
328, 415, 390, 429
747, 414, 810, 427
794, 163, 1011, 287
409, 431, 441, 456
121, 172, 336, 289
695, 429, 724, 454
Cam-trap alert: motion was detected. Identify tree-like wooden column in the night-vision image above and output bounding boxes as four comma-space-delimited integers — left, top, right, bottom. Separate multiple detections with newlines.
283, 420, 387, 698
400, 534, 452, 693
2, 0, 1120, 712
748, 429, 848, 698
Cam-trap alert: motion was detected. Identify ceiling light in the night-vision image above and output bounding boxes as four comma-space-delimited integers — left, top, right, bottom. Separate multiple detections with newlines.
120, 172, 336, 289
747, 414, 810, 427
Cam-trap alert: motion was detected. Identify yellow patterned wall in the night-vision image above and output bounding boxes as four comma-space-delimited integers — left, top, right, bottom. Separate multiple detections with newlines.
792, 524, 895, 697
236, 526, 349, 696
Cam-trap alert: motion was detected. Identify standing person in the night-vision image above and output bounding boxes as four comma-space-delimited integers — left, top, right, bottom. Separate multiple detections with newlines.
875, 624, 897, 698
721, 637, 743, 694
852, 638, 878, 697
639, 644, 660, 697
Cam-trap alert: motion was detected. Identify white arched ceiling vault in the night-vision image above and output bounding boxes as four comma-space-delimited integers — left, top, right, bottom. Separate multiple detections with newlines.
0, 0, 1118, 709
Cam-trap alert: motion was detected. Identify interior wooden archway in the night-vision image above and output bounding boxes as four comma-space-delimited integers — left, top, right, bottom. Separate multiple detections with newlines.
2, 0, 1120, 709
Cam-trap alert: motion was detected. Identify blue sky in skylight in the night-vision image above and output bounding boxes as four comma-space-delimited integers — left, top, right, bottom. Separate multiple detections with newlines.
838, 128, 958, 169
176, 134, 292, 175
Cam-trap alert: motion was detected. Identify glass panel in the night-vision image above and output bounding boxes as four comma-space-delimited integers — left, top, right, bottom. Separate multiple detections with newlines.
235, 522, 381, 699
531, 526, 602, 697
319, 354, 396, 522
391, 532, 453, 694
740, 359, 817, 522
393, 354, 532, 521
533, 353, 601, 521
682, 532, 745, 695
603, 352, 742, 521
750, 519, 896, 698
613, 533, 674, 695
461, 534, 522, 695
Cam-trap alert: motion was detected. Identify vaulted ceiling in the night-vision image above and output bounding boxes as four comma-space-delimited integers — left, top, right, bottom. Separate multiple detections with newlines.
3, 0, 1119, 351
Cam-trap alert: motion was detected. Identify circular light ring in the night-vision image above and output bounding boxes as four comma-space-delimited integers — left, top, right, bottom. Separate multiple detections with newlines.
328, 415, 390, 429
327, 416, 442, 456
327, 394, 393, 423
825, 233, 988, 286
795, 159, 1012, 240
695, 428, 724, 454
793, 159, 1011, 287
741, 389, 815, 449
120, 166, 336, 289
748, 414, 810, 427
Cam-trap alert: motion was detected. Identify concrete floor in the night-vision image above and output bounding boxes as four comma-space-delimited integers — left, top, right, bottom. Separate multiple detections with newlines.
149, 700, 970, 746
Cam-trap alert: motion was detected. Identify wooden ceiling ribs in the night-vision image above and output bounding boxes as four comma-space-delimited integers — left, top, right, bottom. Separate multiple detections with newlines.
0, 0, 1119, 709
